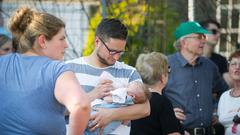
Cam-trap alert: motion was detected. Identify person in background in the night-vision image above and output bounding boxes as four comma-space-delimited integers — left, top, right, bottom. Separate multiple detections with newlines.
0, 26, 12, 38
200, 19, 227, 135
67, 18, 150, 135
0, 34, 12, 55
218, 50, 240, 135
200, 19, 228, 76
0, 6, 90, 135
164, 21, 228, 135
130, 52, 185, 135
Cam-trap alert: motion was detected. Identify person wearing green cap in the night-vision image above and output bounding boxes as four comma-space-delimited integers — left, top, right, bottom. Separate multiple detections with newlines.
164, 21, 229, 135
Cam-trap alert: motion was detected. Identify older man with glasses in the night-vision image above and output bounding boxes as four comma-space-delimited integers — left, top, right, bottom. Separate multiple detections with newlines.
66, 18, 150, 135
164, 21, 228, 135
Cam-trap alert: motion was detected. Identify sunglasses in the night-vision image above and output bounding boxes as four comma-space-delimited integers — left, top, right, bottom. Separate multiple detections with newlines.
184, 34, 207, 40
209, 29, 220, 35
98, 37, 125, 56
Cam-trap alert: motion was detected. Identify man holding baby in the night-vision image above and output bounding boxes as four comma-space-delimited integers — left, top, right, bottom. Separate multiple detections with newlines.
67, 18, 150, 135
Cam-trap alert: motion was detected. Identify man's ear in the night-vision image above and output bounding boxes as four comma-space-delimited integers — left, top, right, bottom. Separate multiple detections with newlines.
180, 38, 186, 48
94, 36, 101, 47
37, 35, 46, 49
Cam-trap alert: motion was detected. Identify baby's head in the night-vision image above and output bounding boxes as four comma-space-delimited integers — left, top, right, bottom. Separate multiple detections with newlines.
127, 81, 151, 104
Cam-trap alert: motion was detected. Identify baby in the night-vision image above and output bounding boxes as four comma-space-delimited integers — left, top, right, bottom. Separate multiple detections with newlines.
102, 81, 149, 105
85, 72, 150, 135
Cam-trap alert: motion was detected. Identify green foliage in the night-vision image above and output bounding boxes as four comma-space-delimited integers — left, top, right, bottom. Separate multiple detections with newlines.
83, 0, 180, 66
125, 0, 180, 66
107, 0, 147, 64
82, 8, 102, 56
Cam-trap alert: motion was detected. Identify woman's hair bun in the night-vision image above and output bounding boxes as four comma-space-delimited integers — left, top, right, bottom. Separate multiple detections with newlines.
8, 6, 35, 39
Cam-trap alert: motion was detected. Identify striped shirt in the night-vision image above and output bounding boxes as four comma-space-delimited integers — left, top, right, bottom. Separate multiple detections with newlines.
66, 57, 142, 93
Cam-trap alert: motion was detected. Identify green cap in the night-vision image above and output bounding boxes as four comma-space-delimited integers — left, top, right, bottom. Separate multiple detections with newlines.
174, 21, 211, 40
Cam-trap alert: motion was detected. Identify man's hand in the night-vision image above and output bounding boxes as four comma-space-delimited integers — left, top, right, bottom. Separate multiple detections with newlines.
89, 108, 114, 131
88, 79, 114, 101
173, 107, 186, 123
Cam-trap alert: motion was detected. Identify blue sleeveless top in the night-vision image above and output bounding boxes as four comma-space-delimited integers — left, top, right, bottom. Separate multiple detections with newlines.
0, 53, 72, 135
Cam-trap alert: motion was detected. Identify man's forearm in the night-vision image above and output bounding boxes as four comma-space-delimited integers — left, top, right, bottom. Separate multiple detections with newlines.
87, 91, 97, 102
110, 100, 150, 121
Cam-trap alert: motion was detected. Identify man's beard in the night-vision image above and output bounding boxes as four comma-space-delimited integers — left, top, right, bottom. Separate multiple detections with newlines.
97, 52, 114, 66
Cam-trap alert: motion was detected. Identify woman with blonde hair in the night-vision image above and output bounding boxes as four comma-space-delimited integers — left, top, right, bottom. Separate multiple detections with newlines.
0, 7, 90, 135
130, 52, 184, 135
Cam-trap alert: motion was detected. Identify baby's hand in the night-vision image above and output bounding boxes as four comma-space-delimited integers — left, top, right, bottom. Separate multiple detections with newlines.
103, 96, 113, 103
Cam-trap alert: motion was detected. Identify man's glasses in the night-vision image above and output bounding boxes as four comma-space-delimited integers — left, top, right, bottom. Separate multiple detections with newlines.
98, 37, 125, 55
209, 29, 220, 35
184, 34, 207, 40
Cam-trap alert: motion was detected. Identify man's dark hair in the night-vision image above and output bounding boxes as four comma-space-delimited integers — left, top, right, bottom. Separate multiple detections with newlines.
199, 19, 221, 29
95, 18, 128, 41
